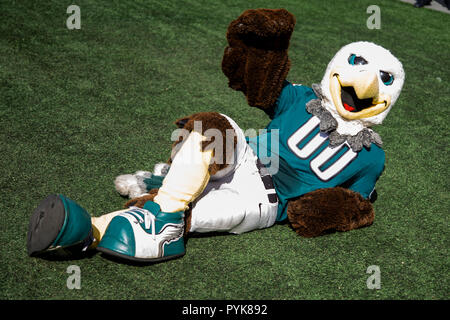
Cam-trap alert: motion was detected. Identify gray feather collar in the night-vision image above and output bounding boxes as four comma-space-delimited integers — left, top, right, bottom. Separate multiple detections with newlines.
305, 84, 383, 152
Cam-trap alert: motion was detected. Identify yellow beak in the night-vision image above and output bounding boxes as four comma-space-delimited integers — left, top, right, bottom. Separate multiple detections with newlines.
329, 67, 390, 120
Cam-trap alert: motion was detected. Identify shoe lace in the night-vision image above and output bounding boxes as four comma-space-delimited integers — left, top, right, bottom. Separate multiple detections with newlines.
129, 206, 156, 240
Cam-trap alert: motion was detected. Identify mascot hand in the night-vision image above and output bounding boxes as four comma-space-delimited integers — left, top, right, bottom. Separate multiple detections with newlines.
226, 8, 296, 49
287, 187, 375, 237
222, 9, 296, 111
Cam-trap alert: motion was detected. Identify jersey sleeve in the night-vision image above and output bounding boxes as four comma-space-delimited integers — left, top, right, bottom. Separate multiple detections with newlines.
271, 81, 317, 119
347, 148, 385, 200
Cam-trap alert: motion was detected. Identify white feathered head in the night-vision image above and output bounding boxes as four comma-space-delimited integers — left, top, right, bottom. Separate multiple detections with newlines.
320, 41, 405, 135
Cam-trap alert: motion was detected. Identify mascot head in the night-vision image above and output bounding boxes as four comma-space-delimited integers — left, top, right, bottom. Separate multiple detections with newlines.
320, 41, 405, 135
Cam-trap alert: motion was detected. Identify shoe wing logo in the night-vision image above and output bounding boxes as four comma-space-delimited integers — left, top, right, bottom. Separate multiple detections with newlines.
119, 213, 184, 259
158, 223, 184, 257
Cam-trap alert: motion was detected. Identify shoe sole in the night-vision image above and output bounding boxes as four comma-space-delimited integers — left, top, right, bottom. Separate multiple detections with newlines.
27, 194, 66, 256
97, 246, 185, 263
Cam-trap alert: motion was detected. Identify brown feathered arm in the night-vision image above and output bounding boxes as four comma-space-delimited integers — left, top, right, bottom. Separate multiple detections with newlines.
287, 187, 375, 238
124, 188, 159, 208
222, 9, 296, 114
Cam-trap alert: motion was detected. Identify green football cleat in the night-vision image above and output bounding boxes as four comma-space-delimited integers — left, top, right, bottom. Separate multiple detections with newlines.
27, 194, 93, 257
97, 201, 185, 263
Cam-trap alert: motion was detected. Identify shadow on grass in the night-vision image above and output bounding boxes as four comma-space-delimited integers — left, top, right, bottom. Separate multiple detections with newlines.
30, 222, 295, 266
29, 247, 98, 262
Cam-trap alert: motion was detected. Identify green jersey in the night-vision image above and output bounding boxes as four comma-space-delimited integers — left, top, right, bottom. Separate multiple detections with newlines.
248, 82, 385, 221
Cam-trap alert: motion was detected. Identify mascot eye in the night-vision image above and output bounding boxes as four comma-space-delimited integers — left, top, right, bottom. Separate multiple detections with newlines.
348, 54, 368, 65
380, 70, 394, 85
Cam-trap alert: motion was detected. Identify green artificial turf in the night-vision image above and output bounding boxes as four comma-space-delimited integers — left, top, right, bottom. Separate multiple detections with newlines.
0, 0, 448, 300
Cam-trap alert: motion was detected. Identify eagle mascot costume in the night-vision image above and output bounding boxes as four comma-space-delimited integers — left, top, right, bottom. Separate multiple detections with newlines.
27, 9, 405, 262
